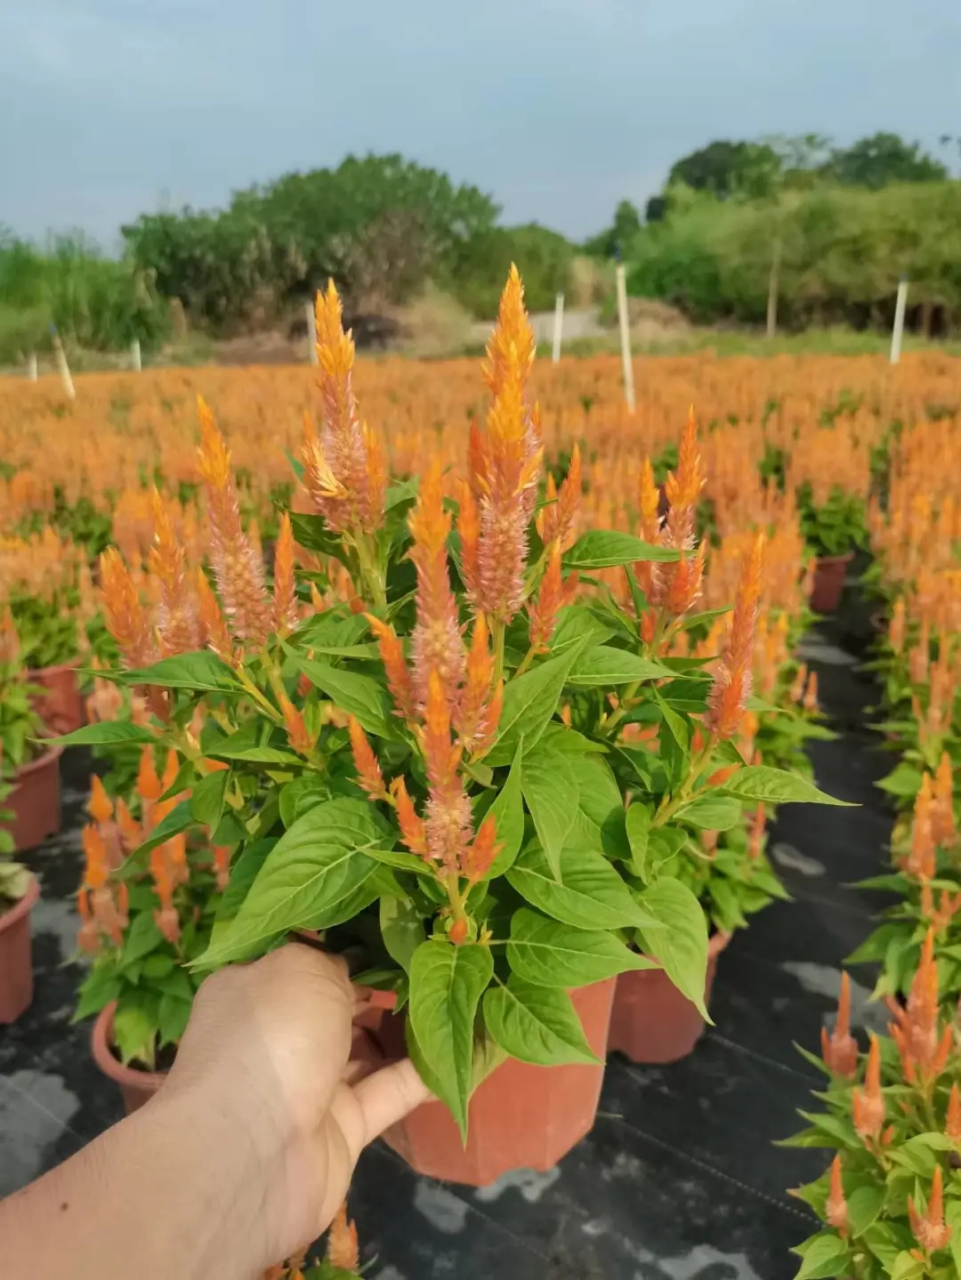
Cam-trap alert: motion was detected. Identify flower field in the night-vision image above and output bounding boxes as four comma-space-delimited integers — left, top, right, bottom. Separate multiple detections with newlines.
3, 272, 961, 1280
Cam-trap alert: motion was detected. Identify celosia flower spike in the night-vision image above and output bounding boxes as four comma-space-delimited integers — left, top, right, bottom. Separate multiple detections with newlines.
825, 1156, 847, 1238
906, 772, 935, 881
422, 670, 471, 872
327, 1201, 359, 1272
408, 459, 464, 709
908, 1165, 952, 1255
664, 406, 706, 551
366, 614, 415, 723
464, 814, 501, 884
705, 533, 764, 740
348, 716, 387, 801
852, 1034, 884, 1142
455, 613, 502, 756
821, 972, 858, 1079
197, 397, 272, 645
538, 444, 582, 550
148, 488, 201, 656
99, 547, 155, 668
946, 1083, 961, 1141
87, 775, 113, 825
889, 926, 952, 1085
390, 776, 427, 858
528, 543, 576, 652
272, 512, 298, 635
195, 568, 233, 661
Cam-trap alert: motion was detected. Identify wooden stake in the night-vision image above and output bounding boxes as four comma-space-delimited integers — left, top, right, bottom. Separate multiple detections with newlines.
890, 278, 909, 365
131, 338, 142, 372
51, 330, 75, 400
306, 299, 318, 366
615, 263, 635, 412
26, 353, 37, 382
551, 291, 564, 364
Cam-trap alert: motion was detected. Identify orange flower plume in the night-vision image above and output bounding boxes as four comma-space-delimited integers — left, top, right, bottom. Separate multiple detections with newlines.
366, 614, 415, 723
348, 715, 387, 801
454, 613, 502, 758
390, 776, 427, 857
422, 670, 471, 872
888, 927, 952, 1085
537, 444, 581, 551
852, 1034, 884, 1142
821, 972, 858, 1078
148, 488, 201, 655
327, 1201, 359, 1272
302, 282, 385, 536
99, 547, 155, 668
825, 1156, 848, 1238
946, 1083, 961, 1141
196, 397, 272, 645
705, 533, 764, 740
905, 772, 935, 881
272, 511, 298, 635
908, 1165, 952, 1255
408, 459, 464, 709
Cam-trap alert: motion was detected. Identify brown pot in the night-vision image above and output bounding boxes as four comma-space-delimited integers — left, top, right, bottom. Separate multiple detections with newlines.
91, 1003, 165, 1115
5, 747, 63, 852
29, 662, 84, 736
369, 978, 615, 1186
0, 875, 40, 1024
810, 553, 852, 614
608, 932, 731, 1065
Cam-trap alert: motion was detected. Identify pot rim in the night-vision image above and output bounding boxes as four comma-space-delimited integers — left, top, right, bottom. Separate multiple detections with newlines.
90, 1002, 166, 1092
0, 874, 40, 935
814, 552, 854, 568
14, 745, 64, 780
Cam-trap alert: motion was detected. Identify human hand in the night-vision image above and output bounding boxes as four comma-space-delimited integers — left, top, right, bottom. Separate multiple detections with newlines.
159, 943, 429, 1269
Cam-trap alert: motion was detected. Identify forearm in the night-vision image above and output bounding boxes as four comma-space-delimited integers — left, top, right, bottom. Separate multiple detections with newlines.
0, 1083, 273, 1280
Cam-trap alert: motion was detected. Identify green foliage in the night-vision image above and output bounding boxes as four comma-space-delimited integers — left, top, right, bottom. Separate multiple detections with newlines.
443, 222, 575, 317
0, 780, 31, 903
797, 483, 870, 559
0, 660, 45, 778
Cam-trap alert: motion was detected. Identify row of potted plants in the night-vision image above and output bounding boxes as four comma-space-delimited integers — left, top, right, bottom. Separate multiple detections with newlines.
55, 269, 844, 1195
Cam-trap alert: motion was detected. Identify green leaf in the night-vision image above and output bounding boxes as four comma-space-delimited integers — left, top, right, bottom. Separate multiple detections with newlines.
296, 656, 396, 739
791, 1231, 850, 1280
721, 766, 852, 807
214, 838, 276, 926
484, 979, 598, 1065
191, 769, 229, 829
548, 605, 614, 655
485, 644, 586, 766
486, 742, 524, 876
507, 908, 657, 987
636, 878, 710, 1018
54, 720, 157, 747
846, 1185, 884, 1238
74, 968, 122, 1021
946, 1201, 961, 1274
279, 774, 329, 828
566, 645, 675, 687
409, 940, 493, 1137
195, 799, 386, 967
123, 651, 242, 692
507, 843, 660, 931
289, 511, 350, 564
889, 1253, 924, 1280
674, 793, 744, 831
158, 993, 193, 1045
563, 529, 680, 569
113, 990, 161, 1066
367, 847, 436, 877
119, 800, 195, 878
877, 763, 924, 799
625, 803, 651, 880
208, 729, 300, 766
521, 745, 579, 880
122, 912, 165, 966
380, 897, 425, 974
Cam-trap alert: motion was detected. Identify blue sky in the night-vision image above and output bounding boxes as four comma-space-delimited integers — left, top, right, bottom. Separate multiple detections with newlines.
2, 0, 959, 249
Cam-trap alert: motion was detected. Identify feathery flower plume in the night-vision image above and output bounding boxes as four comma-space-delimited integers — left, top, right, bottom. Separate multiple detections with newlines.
664, 406, 706, 551
908, 1166, 952, 1255
348, 715, 387, 800
279, 690, 315, 756
408, 459, 464, 709
821, 972, 858, 1079
149, 488, 201, 655
390, 776, 427, 857
150, 845, 180, 945
454, 613, 501, 756
852, 1034, 884, 1142
196, 397, 272, 645
946, 1083, 961, 1142
327, 1201, 360, 1272
464, 814, 501, 885
195, 568, 232, 661
422, 670, 472, 871
825, 1156, 848, 1238
302, 283, 385, 535
88, 774, 113, 825
272, 512, 298, 635
366, 614, 415, 723
888, 927, 952, 1085
99, 547, 155, 668
537, 444, 582, 551
705, 533, 764, 740
528, 543, 577, 652
459, 265, 542, 622
905, 773, 935, 881
932, 751, 956, 849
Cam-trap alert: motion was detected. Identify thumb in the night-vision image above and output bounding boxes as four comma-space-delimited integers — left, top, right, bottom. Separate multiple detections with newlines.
350, 1058, 432, 1149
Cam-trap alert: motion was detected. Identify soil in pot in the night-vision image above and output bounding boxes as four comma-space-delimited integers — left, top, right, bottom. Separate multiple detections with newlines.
5, 746, 62, 852
0, 875, 41, 1024
366, 977, 616, 1187
810, 553, 853, 614
91, 1004, 167, 1115
29, 663, 84, 736
608, 932, 730, 1065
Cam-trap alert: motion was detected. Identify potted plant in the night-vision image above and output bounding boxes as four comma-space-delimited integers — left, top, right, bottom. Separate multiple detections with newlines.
796, 481, 869, 614
1, 613, 62, 851
0, 785, 41, 1023
65, 268, 842, 1186
785, 936, 961, 1280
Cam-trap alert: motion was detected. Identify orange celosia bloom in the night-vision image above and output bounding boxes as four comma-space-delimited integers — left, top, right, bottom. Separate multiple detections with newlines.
390, 776, 427, 857
87, 775, 113, 825
115, 797, 142, 852
454, 613, 501, 757
657, 407, 706, 616
932, 751, 956, 849
633, 456, 664, 624
148, 488, 201, 656
802, 670, 819, 715
99, 547, 155, 668
302, 283, 385, 536
888, 928, 953, 1085
81, 823, 109, 890
195, 568, 232, 661
463, 813, 501, 884
197, 396, 272, 645
137, 745, 163, 802
747, 802, 766, 861
905, 773, 936, 881
852, 1034, 885, 1142
705, 533, 764, 740
537, 443, 581, 551
825, 1156, 848, 1238
946, 1083, 961, 1142
908, 1165, 952, 1255
422, 670, 471, 872
821, 972, 858, 1079
272, 512, 298, 635
528, 543, 576, 652
212, 845, 231, 892
279, 690, 315, 756
76, 889, 99, 955
327, 1201, 359, 1272
366, 614, 415, 723
408, 459, 464, 709
348, 715, 387, 801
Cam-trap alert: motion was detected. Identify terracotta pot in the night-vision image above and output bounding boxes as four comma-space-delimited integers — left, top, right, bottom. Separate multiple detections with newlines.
608, 932, 731, 1065
91, 1003, 165, 1115
0, 875, 40, 1024
5, 747, 62, 852
29, 662, 84, 736
368, 978, 616, 1186
809, 553, 853, 614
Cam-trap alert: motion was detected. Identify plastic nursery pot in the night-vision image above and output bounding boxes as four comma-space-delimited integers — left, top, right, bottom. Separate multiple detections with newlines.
809, 553, 853, 614
91, 1003, 166, 1116
5, 746, 63, 852
29, 663, 84, 736
608, 931, 731, 1065
365, 978, 616, 1187
0, 875, 41, 1024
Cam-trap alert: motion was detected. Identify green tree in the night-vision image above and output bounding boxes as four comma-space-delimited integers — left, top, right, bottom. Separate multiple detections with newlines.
668, 140, 782, 199
826, 132, 947, 189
